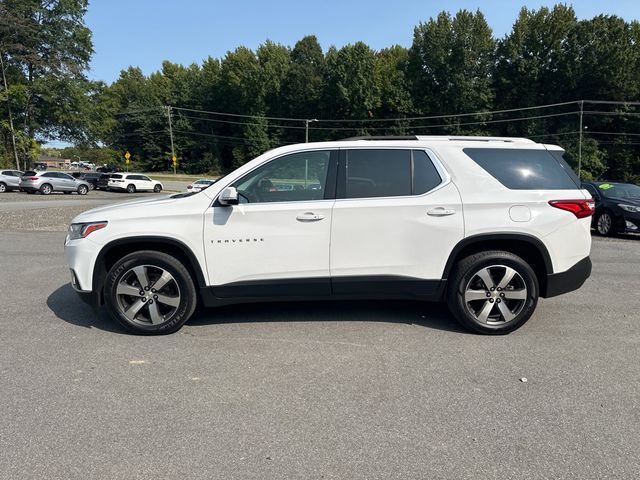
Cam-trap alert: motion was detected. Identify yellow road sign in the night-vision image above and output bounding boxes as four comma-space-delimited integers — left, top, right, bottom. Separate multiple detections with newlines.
124, 151, 131, 160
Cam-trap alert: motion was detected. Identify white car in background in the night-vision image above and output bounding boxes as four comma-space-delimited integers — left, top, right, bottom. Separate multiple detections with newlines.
186, 178, 216, 193
107, 173, 163, 193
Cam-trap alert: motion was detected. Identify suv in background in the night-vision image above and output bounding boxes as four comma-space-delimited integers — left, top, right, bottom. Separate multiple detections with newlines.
107, 173, 163, 193
81, 172, 102, 190
97, 173, 112, 190
583, 181, 640, 235
0, 170, 24, 192
20, 171, 90, 195
65, 136, 593, 335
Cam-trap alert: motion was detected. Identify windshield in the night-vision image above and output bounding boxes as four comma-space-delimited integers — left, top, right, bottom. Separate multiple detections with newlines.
598, 183, 640, 199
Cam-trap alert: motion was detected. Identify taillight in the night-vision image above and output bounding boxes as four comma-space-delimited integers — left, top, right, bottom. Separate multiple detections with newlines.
549, 199, 595, 219
27, 177, 38, 180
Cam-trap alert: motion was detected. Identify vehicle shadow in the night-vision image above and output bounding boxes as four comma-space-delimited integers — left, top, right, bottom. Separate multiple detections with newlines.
47, 283, 128, 334
187, 299, 469, 334
48, 283, 468, 335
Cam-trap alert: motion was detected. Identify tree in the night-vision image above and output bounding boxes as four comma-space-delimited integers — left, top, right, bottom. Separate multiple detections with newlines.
375, 45, 413, 134
0, 0, 93, 168
408, 9, 495, 126
323, 41, 380, 136
281, 35, 325, 120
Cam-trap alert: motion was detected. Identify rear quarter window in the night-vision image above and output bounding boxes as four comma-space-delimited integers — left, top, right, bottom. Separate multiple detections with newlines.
463, 148, 579, 190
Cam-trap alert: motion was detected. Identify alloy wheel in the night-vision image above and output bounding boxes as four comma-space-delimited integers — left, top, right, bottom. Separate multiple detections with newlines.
115, 265, 181, 326
464, 265, 528, 325
597, 213, 612, 235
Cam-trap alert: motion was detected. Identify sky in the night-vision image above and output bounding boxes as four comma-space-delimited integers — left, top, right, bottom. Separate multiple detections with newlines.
86, 0, 640, 84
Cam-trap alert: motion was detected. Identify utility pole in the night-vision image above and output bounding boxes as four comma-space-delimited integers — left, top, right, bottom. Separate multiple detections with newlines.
166, 106, 176, 174
305, 118, 318, 142
0, 51, 20, 171
578, 100, 584, 180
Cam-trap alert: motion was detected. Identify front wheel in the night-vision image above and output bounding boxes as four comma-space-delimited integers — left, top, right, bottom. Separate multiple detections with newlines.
446, 251, 539, 334
153, 184, 162, 193
77, 185, 88, 195
104, 251, 197, 335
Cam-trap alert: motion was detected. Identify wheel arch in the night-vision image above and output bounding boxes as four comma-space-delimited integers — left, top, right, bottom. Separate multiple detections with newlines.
92, 236, 207, 306
443, 233, 553, 296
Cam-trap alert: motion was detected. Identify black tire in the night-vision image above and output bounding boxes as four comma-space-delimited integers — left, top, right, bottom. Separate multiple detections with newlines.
104, 250, 197, 335
40, 183, 53, 195
595, 211, 614, 236
153, 184, 162, 193
0, 182, 6, 193
446, 250, 539, 335
126, 184, 136, 193
77, 184, 88, 195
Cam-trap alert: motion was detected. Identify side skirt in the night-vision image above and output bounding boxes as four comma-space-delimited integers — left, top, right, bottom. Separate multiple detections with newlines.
201, 276, 446, 308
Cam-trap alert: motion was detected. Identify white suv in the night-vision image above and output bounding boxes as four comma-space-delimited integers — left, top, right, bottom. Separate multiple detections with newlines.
65, 136, 593, 335
107, 173, 163, 193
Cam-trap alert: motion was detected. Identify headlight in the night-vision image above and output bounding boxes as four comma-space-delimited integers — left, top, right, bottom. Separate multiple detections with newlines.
66, 221, 108, 242
618, 204, 640, 213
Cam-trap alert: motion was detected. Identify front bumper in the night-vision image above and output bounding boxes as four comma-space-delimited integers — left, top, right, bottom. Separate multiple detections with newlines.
542, 256, 592, 298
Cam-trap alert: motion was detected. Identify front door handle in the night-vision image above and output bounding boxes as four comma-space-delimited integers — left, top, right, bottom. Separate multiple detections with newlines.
427, 207, 456, 217
296, 212, 325, 222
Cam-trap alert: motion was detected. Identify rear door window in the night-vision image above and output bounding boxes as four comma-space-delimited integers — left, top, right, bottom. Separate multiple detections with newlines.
463, 148, 579, 190
342, 149, 443, 199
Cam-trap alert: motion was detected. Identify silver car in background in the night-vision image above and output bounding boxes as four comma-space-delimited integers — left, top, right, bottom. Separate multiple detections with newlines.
19, 171, 90, 195
0, 170, 24, 192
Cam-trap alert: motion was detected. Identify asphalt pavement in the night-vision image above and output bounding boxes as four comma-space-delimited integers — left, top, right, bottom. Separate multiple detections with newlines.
0, 193, 639, 479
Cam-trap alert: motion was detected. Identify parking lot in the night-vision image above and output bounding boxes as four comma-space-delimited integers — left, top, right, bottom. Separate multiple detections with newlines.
1, 193, 639, 479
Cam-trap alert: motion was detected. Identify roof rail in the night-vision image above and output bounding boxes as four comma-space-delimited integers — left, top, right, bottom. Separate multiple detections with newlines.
340, 135, 535, 143
342, 135, 419, 141
416, 135, 535, 143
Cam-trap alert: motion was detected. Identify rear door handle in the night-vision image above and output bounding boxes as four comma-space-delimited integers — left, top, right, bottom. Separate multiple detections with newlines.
296, 212, 325, 222
427, 207, 456, 217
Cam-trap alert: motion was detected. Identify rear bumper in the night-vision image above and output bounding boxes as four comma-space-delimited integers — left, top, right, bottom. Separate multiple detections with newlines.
542, 256, 592, 298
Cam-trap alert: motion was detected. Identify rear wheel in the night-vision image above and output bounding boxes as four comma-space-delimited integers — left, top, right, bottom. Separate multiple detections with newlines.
0, 182, 6, 193
40, 183, 52, 195
88, 183, 95, 191
126, 184, 136, 193
104, 251, 197, 335
596, 211, 614, 236
77, 184, 88, 195
446, 251, 539, 334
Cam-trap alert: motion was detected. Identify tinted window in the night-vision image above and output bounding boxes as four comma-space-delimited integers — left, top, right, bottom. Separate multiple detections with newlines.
42, 172, 56, 178
140, 176, 151, 181
413, 150, 442, 194
345, 149, 411, 198
59, 173, 74, 180
597, 183, 640, 199
111, 174, 123, 179
235, 151, 331, 203
464, 148, 579, 190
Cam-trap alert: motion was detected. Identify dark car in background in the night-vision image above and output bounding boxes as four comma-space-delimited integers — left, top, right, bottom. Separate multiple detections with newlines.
81, 172, 102, 190
97, 173, 112, 190
582, 182, 640, 235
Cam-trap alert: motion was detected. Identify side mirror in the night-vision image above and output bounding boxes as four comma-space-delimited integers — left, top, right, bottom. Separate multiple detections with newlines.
219, 186, 239, 206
